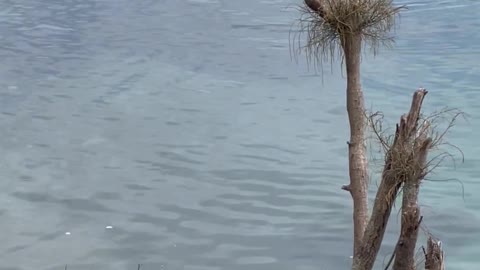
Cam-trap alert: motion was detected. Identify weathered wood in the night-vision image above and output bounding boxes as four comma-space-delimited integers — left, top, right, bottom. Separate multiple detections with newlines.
392, 189, 422, 268
352, 89, 429, 270
392, 124, 432, 269
343, 32, 369, 258
425, 237, 445, 270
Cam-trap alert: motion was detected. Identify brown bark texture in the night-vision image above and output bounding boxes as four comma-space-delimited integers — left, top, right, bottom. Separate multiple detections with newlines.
352, 89, 430, 270
342, 33, 369, 258
392, 133, 431, 269
302, 0, 370, 259
425, 237, 445, 270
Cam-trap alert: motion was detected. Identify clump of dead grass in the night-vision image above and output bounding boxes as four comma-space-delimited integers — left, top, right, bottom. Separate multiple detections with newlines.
367, 106, 464, 194
366, 90, 462, 269
365, 96, 466, 233
290, 0, 405, 70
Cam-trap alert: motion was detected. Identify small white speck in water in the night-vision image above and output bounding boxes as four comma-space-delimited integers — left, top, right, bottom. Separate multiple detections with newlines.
349, 256, 353, 259
65, 232, 71, 235
106, 226, 113, 229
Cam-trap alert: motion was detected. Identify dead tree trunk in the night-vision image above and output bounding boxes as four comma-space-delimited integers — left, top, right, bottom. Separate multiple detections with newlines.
392, 137, 431, 269
353, 89, 430, 270
294, 2, 451, 269
425, 237, 445, 270
341, 33, 369, 257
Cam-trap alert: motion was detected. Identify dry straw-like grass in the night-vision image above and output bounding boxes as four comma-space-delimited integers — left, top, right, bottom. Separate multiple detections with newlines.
366, 90, 460, 270
290, 0, 405, 70
367, 107, 465, 196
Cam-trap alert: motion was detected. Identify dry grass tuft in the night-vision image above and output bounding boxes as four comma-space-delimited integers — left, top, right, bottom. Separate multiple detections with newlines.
290, 0, 405, 70
367, 105, 465, 204
366, 90, 459, 269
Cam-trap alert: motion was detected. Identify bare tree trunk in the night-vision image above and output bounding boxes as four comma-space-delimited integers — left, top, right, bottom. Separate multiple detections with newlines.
425, 237, 445, 270
392, 135, 431, 269
295, 3, 451, 270
392, 194, 421, 270
352, 171, 401, 270
352, 89, 429, 270
341, 33, 369, 257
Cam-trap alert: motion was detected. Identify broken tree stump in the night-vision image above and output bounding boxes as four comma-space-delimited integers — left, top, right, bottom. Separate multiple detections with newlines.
424, 236, 445, 270
353, 88, 432, 270
392, 89, 432, 269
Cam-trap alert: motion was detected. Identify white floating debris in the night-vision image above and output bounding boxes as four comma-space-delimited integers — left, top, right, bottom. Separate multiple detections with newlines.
349, 256, 353, 259
193, 89, 211, 94
65, 232, 71, 235
105, 226, 113, 229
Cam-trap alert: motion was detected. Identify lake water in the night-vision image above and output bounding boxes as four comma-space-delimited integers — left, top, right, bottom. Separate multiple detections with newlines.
0, 0, 478, 269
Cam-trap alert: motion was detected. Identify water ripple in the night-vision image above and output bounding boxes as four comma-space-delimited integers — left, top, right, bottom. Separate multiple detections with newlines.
0, 0, 478, 269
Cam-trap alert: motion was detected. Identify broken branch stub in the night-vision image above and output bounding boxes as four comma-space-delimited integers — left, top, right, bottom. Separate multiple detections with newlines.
392, 127, 432, 269
352, 88, 429, 270
425, 237, 445, 270
391, 90, 432, 269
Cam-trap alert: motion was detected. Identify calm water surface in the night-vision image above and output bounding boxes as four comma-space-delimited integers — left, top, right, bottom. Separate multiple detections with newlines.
0, 0, 479, 269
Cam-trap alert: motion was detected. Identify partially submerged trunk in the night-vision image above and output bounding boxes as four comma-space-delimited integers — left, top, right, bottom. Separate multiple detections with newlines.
341, 33, 369, 257
353, 89, 431, 269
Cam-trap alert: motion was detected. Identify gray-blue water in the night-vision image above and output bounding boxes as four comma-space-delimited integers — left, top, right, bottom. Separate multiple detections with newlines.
0, 0, 478, 269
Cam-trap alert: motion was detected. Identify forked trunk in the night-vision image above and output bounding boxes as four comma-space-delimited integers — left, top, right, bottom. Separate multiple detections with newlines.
342, 33, 369, 259
352, 89, 430, 270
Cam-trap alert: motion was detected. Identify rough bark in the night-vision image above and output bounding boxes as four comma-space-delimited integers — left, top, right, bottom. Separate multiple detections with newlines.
352, 89, 429, 270
392, 136, 431, 269
341, 33, 369, 258
391, 202, 420, 269
302, 0, 369, 259
425, 237, 445, 270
